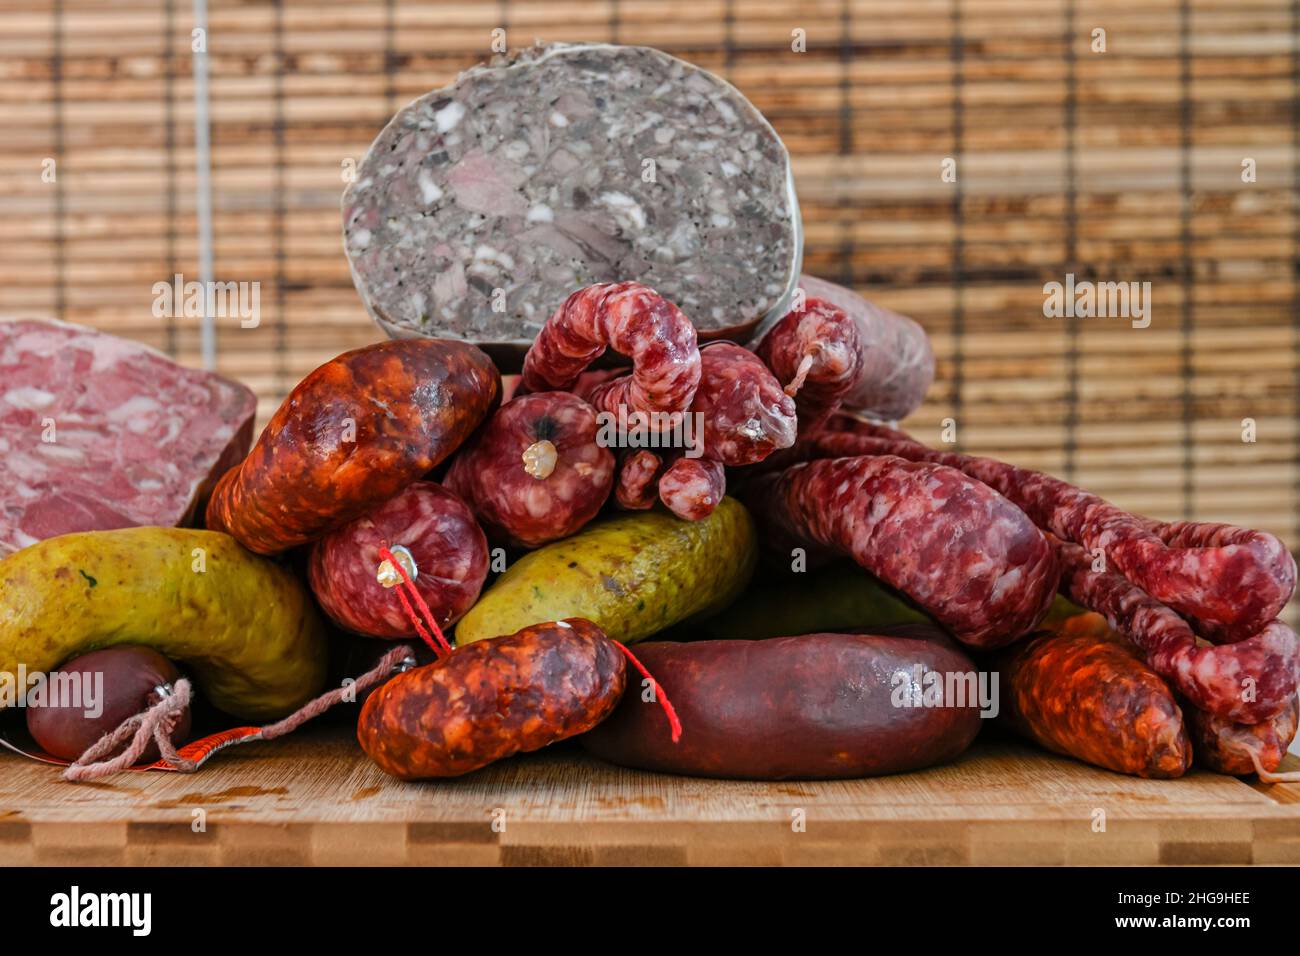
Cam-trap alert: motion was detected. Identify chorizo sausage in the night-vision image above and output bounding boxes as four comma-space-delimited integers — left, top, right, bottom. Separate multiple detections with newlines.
614, 449, 664, 510
753, 297, 863, 437
994, 612, 1191, 778
521, 282, 701, 422
742, 455, 1058, 648
657, 456, 727, 522
691, 342, 796, 466
581, 631, 982, 780
444, 392, 615, 547
357, 618, 626, 779
1189, 696, 1298, 778
1052, 536, 1299, 723
793, 274, 935, 421
809, 416, 1297, 641
307, 482, 489, 640
205, 338, 499, 554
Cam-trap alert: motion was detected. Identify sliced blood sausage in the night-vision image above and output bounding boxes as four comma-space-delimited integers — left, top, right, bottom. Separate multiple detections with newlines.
205, 338, 499, 554
0, 317, 256, 556
308, 482, 489, 639
357, 618, 626, 779
785, 275, 935, 421
742, 455, 1058, 648
1188, 696, 1299, 777
522, 282, 701, 424
809, 416, 1297, 641
444, 391, 615, 547
1051, 536, 1299, 724
343, 42, 802, 368
994, 613, 1191, 778
580, 633, 982, 780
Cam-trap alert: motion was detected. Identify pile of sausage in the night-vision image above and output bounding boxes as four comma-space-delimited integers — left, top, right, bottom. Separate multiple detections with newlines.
186, 274, 1296, 782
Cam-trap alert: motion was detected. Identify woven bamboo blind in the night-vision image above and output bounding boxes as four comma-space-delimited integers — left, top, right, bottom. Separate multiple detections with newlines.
1, 0, 1298, 605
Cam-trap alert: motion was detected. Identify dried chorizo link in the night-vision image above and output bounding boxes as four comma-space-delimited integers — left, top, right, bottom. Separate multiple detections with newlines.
307, 482, 489, 640
615, 450, 664, 511
742, 455, 1058, 648
357, 618, 626, 779
444, 392, 614, 547
1051, 536, 1299, 723
994, 612, 1192, 778
1189, 696, 1299, 779
658, 456, 726, 522
753, 298, 863, 437
521, 282, 701, 422
691, 342, 796, 466
809, 416, 1297, 640
206, 338, 499, 554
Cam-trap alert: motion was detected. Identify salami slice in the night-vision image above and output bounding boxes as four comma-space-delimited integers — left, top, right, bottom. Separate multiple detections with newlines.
342, 42, 802, 368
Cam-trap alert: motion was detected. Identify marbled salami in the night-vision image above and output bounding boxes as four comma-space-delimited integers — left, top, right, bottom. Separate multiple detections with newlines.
742, 455, 1058, 648
444, 391, 614, 547
658, 456, 726, 522
810, 417, 1298, 641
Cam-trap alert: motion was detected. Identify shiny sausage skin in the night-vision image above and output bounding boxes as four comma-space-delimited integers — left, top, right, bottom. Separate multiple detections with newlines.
357, 618, 626, 780
1052, 536, 1299, 724
581, 632, 981, 780
205, 338, 499, 554
794, 275, 934, 421
521, 282, 701, 421
658, 456, 726, 521
444, 392, 614, 547
994, 613, 1191, 778
742, 456, 1058, 648
753, 297, 863, 437
1189, 696, 1298, 776
614, 449, 664, 510
307, 482, 489, 639
691, 342, 796, 466
811, 416, 1297, 641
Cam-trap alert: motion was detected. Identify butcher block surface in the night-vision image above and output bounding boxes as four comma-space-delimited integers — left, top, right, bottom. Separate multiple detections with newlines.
1, 727, 1298, 866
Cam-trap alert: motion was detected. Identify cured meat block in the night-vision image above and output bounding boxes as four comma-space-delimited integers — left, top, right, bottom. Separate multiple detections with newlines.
343, 42, 802, 368
0, 317, 257, 555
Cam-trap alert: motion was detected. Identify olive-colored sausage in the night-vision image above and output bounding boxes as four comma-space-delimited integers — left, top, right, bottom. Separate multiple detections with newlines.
206, 338, 499, 554
581, 632, 983, 780
994, 612, 1192, 779
357, 618, 626, 779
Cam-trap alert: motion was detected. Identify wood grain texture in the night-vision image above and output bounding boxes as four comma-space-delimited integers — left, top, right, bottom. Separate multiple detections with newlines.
1, 727, 1298, 866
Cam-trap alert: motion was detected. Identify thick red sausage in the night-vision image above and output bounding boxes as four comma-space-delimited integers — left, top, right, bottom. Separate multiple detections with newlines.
521, 282, 701, 422
1051, 536, 1299, 724
994, 612, 1191, 778
580, 632, 982, 780
794, 275, 935, 421
1189, 696, 1298, 777
811, 416, 1297, 641
307, 482, 489, 640
357, 618, 626, 779
444, 392, 614, 547
657, 456, 726, 521
205, 339, 499, 554
753, 297, 863, 437
742, 456, 1058, 648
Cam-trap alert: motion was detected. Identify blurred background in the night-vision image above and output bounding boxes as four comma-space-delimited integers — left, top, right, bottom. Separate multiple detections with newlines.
1, 0, 1297, 621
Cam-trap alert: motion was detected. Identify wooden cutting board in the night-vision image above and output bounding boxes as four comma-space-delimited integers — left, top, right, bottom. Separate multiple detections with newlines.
2, 727, 1298, 866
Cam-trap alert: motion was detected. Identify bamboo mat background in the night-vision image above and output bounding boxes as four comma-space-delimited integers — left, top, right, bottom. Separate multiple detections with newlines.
1, 0, 1298, 602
